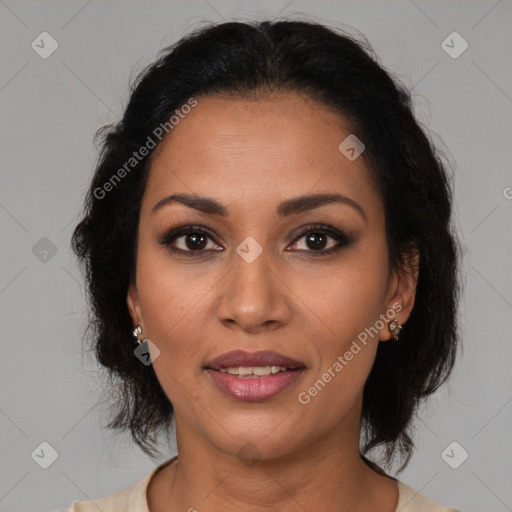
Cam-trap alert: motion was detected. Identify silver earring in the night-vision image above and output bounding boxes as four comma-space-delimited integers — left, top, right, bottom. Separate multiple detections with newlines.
389, 319, 403, 341
132, 325, 143, 345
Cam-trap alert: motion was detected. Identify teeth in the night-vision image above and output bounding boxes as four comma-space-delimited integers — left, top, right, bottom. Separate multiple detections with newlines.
253, 366, 271, 376
238, 367, 253, 376
219, 366, 288, 376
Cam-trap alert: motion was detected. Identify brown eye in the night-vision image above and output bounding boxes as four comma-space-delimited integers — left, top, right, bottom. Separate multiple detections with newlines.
289, 224, 352, 255
158, 225, 222, 256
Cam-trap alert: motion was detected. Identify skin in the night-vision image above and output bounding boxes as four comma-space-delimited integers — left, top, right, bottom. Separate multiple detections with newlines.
127, 92, 419, 512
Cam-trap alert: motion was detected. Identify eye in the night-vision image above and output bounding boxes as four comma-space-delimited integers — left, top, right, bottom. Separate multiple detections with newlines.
288, 224, 352, 256
158, 225, 222, 257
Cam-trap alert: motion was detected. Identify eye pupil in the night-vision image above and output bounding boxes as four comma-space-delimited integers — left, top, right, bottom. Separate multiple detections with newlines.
306, 232, 327, 250
186, 233, 207, 250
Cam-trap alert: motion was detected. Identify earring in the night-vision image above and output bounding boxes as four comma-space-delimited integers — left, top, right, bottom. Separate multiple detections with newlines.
132, 325, 143, 345
389, 319, 403, 341
132, 325, 158, 366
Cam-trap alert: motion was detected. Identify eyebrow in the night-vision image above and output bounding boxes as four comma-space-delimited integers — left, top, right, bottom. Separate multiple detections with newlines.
151, 192, 367, 223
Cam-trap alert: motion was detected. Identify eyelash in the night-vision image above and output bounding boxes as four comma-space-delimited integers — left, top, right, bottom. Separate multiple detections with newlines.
157, 223, 353, 258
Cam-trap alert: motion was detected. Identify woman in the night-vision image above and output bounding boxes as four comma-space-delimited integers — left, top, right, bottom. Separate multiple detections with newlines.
63, 19, 463, 512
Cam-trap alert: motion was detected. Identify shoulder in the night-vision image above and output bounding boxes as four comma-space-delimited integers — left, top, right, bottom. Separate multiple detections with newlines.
58, 474, 149, 512
59, 456, 178, 512
396, 480, 463, 512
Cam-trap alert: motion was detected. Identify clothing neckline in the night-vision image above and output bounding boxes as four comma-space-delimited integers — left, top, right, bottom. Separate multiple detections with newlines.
140, 455, 178, 512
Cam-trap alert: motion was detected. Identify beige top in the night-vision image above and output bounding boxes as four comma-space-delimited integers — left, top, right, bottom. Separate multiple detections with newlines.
60, 456, 461, 512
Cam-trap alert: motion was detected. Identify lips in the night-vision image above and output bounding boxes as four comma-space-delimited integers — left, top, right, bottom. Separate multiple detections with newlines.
204, 350, 306, 402
204, 350, 306, 371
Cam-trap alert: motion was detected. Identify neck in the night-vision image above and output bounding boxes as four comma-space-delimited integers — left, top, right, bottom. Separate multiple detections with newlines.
149, 415, 398, 511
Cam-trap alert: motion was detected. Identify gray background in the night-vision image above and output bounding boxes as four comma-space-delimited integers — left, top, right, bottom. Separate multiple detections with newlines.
1, 1, 511, 511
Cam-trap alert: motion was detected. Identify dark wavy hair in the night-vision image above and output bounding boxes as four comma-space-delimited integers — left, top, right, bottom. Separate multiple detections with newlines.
71, 19, 462, 472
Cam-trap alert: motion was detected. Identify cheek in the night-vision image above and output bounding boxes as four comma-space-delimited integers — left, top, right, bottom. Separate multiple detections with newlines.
134, 246, 228, 402
137, 277, 208, 413
293, 277, 382, 430
301, 248, 389, 348
136, 243, 215, 342
291, 246, 388, 408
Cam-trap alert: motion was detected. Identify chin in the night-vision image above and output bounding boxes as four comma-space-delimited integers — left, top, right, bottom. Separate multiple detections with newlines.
201, 414, 305, 462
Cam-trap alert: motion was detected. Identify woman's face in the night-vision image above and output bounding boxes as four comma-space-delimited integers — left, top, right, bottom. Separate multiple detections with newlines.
128, 92, 415, 460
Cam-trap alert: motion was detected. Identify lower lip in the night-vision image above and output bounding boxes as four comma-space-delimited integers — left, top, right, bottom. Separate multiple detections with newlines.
205, 368, 305, 401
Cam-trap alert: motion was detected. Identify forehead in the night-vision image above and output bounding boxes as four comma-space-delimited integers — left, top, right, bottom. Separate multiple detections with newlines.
142, 92, 382, 222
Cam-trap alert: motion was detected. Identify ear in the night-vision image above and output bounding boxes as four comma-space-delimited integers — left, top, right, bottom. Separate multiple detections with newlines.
127, 282, 143, 328
378, 245, 420, 341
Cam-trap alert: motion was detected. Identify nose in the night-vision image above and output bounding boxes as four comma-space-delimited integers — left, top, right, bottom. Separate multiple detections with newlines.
215, 245, 292, 334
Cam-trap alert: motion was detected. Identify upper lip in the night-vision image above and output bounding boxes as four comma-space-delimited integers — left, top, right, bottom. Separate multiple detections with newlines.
204, 350, 306, 370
